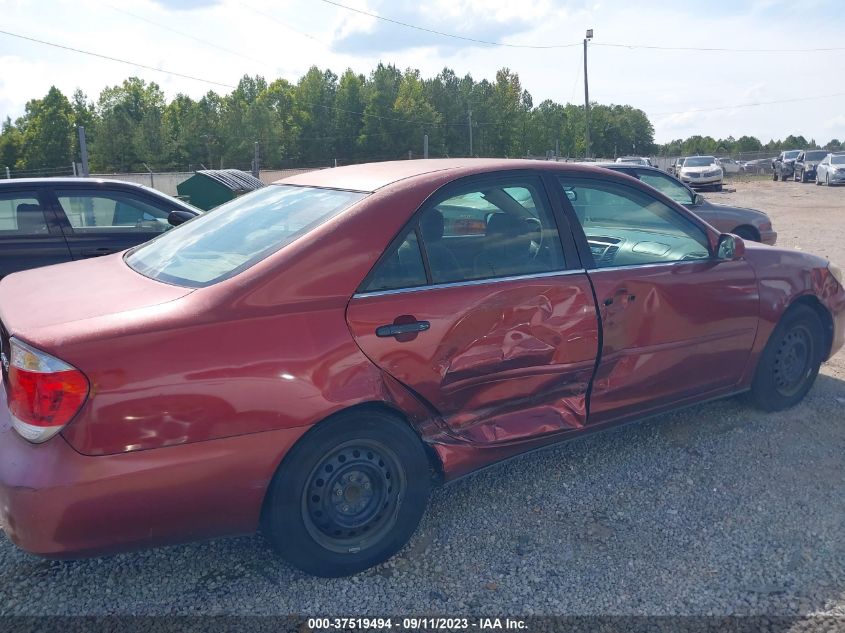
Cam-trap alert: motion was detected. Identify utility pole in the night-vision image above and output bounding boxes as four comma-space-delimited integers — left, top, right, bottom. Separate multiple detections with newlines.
252, 141, 260, 177
423, 133, 429, 159
467, 107, 473, 157
583, 28, 593, 159
77, 126, 90, 177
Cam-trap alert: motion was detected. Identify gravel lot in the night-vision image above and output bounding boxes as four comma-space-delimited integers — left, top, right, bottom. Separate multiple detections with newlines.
1, 178, 843, 618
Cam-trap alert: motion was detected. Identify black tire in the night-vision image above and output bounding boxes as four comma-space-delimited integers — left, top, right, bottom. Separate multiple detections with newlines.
772, 171, 779, 181
749, 305, 825, 411
263, 409, 431, 577
781, 173, 789, 181
715, 183, 723, 191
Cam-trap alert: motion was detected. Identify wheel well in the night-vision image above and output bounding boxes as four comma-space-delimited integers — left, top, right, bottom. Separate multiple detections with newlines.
327, 402, 445, 482
788, 295, 834, 359
733, 225, 760, 242
262, 402, 445, 521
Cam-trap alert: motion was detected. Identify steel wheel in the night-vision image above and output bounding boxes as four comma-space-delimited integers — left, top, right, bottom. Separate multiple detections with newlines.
772, 324, 815, 398
302, 439, 404, 553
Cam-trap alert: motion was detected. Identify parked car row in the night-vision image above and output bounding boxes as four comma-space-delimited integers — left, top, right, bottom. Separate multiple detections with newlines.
2, 159, 841, 579
772, 149, 845, 185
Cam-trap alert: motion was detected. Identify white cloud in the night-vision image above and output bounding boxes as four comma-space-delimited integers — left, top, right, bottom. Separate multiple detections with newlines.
0, 0, 842, 144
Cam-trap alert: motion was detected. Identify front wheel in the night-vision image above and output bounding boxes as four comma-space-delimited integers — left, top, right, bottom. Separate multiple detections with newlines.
749, 305, 825, 411
263, 410, 431, 577
772, 171, 779, 181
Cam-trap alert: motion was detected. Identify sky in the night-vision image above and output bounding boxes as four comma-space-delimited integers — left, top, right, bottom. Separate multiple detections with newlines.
1, 0, 843, 145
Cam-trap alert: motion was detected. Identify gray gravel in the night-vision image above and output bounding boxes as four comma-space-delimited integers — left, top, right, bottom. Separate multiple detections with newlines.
1, 179, 843, 616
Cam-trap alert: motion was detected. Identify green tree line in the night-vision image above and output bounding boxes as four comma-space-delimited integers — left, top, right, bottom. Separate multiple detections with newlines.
659, 134, 842, 157
0, 64, 658, 173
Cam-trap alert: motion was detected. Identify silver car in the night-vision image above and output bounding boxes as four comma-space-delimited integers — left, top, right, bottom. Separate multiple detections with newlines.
815, 153, 845, 186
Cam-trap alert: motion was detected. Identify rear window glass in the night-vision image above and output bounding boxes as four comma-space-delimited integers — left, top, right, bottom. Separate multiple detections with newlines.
125, 185, 367, 287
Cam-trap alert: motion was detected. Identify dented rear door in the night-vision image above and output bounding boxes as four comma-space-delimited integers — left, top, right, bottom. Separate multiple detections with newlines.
346, 273, 599, 444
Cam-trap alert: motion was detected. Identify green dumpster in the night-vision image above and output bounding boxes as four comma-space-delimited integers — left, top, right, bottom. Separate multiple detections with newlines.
176, 169, 265, 210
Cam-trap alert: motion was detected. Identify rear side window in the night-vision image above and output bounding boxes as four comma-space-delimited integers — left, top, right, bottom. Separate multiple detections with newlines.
0, 191, 48, 235
126, 185, 367, 287
360, 177, 567, 293
362, 230, 427, 292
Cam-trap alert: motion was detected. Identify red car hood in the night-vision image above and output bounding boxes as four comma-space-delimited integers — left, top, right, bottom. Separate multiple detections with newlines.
0, 254, 193, 345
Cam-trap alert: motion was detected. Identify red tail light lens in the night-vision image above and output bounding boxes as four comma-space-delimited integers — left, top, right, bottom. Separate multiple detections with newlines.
7, 338, 89, 443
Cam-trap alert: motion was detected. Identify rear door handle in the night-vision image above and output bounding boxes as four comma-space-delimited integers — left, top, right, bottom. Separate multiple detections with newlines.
375, 321, 430, 338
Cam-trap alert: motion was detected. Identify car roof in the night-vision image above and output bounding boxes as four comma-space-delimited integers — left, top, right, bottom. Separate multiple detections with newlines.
1, 177, 161, 192
275, 158, 620, 192
0, 177, 196, 208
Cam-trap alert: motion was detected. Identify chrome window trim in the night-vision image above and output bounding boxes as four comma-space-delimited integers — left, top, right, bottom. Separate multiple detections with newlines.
353, 268, 589, 299
588, 259, 713, 274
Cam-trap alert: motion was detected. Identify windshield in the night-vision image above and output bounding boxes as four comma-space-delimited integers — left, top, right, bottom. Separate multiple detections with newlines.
125, 184, 367, 287
683, 156, 716, 167
784, 150, 801, 159
832, 155, 845, 165
805, 151, 827, 161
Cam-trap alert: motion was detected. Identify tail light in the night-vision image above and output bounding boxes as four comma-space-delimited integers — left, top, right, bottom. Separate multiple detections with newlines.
7, 338, 89, 443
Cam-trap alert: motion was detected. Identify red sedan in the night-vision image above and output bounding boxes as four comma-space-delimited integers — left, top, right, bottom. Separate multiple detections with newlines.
1, 159, 843, 577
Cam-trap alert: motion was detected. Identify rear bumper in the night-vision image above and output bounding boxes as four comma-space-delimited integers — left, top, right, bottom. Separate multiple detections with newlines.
0, 386, 307, 557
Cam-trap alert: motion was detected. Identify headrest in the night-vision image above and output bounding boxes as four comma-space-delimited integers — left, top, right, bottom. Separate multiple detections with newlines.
486, 213, 526, 237
419, 209, 445, 242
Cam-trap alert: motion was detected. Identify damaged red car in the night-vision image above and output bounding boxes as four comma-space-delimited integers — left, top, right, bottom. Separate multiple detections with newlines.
1, 159, 843, 577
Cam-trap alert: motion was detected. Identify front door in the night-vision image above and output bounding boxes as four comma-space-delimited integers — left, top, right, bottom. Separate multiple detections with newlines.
346, 174, 600, 444
554, 175, 760, 424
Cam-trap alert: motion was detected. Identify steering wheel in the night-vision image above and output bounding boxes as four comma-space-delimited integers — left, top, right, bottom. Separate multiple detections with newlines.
524, 217, 544, 260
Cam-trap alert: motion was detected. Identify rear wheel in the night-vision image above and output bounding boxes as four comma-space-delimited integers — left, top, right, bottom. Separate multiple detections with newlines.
263, 410, 431, 577
749, 305, 824, 411
772, 171, 779, 181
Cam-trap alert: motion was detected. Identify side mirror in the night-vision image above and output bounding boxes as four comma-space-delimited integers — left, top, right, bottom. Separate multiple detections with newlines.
693, 193, 705, 205
168, 210, 196, 226
717, 234, 746, 260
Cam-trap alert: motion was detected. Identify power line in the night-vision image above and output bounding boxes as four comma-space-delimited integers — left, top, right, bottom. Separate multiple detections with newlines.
0, 29, 237, 89
316, 0, 580, 49
107, 5, 273, 70
651, 91, 845, 117
241, 2, 326, 44
318, 0, 845, 52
